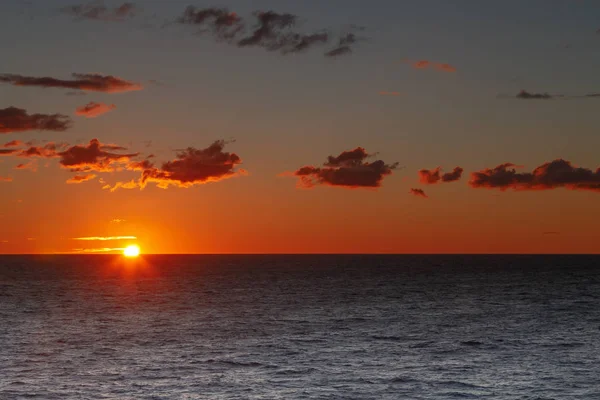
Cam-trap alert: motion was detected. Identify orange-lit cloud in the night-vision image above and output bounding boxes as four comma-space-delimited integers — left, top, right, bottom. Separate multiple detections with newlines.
14, 161, 37, 171
287, 147, 399, 189
66, 173, 96, 184
3, 140, 22, 147
0, 73, 142, 93
0, 176, 12, 182
73, 236, 136, 241
59, 139, 138, 172
419, 166, 463, 184
469, 159, 600, 192
0, 107, 71, 134
75, 102, 116, 118
409, 188, 427, 198
410, 60, 456, 72
63, 2, 137, 21
127, 140, 244, 189
17, 142, 62, 158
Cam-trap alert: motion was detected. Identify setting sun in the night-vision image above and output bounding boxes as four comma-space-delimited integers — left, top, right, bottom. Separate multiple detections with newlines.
123, 245, 140, 258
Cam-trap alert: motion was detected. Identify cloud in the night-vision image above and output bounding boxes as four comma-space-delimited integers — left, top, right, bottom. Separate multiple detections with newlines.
14, 161, 37, 172
409, 188, 428, 198
0, 107, 71, 134
0, 149, 19, 156
516, 90, 553, 100
72, 247, 125, 253
0, 176, 12, 182
75, 102, 116, 118
324, 31, 364, 57
177, 6, 245, 40
286, 147, 399, 189
0, 73, 142, 93
131, 140, 244, 189
17, 142, 62, 158
73, 236, 137, 241
63, 2, 137, 21
469, 159, 600, 192
418, 166, 463, 184
410, 60, 456, 72
58, 139, 139, 172
66, 173, 96, 184
3, 140, 22, 147
176, 7, 363, 57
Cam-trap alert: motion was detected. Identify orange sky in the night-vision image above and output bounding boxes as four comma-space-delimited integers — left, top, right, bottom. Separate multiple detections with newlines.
1, 1, 600, 254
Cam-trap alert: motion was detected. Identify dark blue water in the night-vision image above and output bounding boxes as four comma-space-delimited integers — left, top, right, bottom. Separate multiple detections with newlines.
1, 255, 599, 399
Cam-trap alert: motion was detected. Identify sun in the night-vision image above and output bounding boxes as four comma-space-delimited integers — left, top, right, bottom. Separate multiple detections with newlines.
123, 245, 140, 257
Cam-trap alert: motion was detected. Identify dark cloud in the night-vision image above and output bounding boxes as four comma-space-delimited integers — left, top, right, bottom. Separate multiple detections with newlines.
409, 188, 428, 198
419, 167, 463, 184
75, 102, 116, 118
0, 107, 71, 134
516, 90, 553, 100
0, 149, 19, 156
287, 147, 398, 189
63, 2, 137, 21
58, 139, 139, 172
324, 32, 364, 57
177, 6, 245, 40
0, 73, 142, 93
133, 140, 244, 189
176, 7, 363, 57
469, 159, 600, 192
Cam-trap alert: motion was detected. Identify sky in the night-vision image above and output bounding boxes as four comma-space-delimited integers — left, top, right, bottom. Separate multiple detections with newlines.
1, 0, 600, 254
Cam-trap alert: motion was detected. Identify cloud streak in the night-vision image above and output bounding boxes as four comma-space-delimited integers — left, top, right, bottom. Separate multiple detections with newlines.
410, 60, 456, 72
0, 73, 142, 93
72, 236, 137, 241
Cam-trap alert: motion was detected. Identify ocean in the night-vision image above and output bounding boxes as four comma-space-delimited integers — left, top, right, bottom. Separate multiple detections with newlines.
0, 255, 599, 399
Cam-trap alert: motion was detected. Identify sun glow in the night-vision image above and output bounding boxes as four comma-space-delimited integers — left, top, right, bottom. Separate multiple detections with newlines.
123, 245, 140, 257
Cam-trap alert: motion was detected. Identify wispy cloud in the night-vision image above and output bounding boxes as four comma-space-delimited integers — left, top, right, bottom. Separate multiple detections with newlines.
75, 102, 116, 118
0, 73, 142, 93
409, 188, 428, 198
66, 173, 96, 184
175, 7, 365, 57
62, 2, 137, 22
72, 236, 137, 241
409, 60, 457, 72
